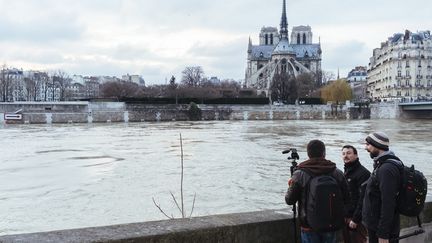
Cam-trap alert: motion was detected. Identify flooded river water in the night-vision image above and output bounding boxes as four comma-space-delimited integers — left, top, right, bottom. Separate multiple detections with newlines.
1, 119, 431, 235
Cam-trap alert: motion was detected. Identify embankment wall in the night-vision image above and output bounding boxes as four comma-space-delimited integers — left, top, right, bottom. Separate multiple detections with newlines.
1, 201, 431, 243
0, 102, 376, 124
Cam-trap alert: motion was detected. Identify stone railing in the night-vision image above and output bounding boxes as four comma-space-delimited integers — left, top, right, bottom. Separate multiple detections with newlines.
1, 201, 432, 243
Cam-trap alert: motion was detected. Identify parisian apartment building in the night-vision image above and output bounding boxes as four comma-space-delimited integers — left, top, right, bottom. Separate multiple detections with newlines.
0, 69, 145, 102
347, 66, 368, 101
367, 30, 432, 102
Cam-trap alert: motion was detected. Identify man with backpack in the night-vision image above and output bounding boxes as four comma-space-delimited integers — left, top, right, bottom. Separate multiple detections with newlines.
285, 139, 350, 243
362, 132, 402, 243
341, 145, 370, 243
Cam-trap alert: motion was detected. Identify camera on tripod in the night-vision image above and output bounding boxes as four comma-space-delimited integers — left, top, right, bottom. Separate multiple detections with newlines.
282, 148, 300, 176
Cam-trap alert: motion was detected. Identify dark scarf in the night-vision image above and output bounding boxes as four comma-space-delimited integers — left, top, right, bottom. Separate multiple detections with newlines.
344, 158, 360, 172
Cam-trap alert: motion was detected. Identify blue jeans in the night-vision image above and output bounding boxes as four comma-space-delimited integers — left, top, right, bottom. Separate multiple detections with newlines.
301, 230, 337, 243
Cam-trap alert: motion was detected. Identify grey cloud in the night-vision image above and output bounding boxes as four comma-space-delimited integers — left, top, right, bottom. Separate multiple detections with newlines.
322, 41, 369, 75
186, 38, 247, 79
0, 15, 83, 43
113, 45, 156, 61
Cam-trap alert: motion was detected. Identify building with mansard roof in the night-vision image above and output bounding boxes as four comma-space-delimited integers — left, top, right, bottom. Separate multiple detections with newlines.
244, 0, 322, 97
367, 30, 432, 102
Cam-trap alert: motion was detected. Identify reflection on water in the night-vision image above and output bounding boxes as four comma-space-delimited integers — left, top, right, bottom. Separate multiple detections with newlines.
1, 120, 432, 235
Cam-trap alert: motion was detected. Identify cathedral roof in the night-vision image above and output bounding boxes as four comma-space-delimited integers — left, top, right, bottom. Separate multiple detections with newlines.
272, 38, 295, 55
292, 25, 311, 31
249, 45, 274, 60
250, 43, 321, 60
291, 44, 321, 58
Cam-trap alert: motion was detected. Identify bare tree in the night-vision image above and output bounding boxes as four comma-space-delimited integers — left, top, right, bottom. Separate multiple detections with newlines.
100, 81, 140, 99
181, 66, 204, 86
295, 73, 317, 98
52, 70, 71, 101
24, 77, 36, 101
0, 64, 13, 102
270, 73, 297, 103
153, 134, 196, 219
320, 70, 336, 84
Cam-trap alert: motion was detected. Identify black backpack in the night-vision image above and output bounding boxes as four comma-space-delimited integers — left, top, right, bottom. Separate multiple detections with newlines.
383, 156, 428, 217
302, 169, 344, 232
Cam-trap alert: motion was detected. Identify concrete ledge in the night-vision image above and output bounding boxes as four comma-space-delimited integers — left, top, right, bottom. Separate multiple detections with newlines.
0, 210, 294, 243
2, 202, 432, 243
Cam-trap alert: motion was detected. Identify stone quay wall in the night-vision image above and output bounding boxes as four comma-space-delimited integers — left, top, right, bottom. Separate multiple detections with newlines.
0, 102, 376, 124
1, 201, 432, 243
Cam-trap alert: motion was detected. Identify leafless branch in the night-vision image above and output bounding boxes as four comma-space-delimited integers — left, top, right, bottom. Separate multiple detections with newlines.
180, 133, 185, 218
152, 133, 196, 219
189, 192, 197, 218
152, 197, 174, 219
170, 191, 183, 215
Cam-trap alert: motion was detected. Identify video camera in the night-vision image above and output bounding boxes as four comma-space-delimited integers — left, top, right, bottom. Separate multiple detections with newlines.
282, 148, 299, 176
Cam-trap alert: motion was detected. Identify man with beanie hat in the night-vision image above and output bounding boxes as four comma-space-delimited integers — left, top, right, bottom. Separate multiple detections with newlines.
362, 132, 402, 243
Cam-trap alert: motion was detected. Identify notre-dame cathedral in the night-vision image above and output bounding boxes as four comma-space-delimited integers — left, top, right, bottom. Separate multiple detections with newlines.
245, 0, 322, 98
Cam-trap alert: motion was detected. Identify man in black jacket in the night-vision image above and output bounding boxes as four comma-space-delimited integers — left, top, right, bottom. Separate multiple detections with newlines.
341, 145, 370, 243
285, 140, 350, 243
362, 132, 402, 243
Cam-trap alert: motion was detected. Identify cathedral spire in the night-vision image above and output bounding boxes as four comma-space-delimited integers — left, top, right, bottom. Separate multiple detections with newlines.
279, 0, 288, 40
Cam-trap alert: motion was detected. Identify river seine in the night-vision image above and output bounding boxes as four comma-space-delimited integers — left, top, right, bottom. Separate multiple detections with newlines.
1, 119, 431, 235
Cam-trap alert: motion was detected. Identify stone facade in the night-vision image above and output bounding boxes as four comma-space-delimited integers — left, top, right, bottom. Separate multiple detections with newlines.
368, 30, 432, 102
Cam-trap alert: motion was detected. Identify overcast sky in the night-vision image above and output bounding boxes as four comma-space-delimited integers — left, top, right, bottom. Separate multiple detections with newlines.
0, 0, 431, 84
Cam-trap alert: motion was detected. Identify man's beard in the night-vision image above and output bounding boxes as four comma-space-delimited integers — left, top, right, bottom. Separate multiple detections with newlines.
369, 150, 379, 159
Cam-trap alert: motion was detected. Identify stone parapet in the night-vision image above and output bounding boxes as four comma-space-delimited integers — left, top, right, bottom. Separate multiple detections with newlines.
1, 202, 432, 243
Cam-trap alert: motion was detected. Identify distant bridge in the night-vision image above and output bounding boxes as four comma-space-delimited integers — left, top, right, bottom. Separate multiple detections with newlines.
399, 101, 432, 110
398, 101, 432, 118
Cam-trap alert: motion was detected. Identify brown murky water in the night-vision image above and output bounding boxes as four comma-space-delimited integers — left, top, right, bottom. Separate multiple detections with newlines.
1, 119, 431, 235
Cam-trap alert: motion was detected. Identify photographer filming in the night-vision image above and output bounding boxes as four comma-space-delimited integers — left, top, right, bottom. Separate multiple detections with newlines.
285, 140, 350, 243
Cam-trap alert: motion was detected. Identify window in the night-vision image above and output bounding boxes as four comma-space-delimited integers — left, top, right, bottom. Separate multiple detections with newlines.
281, 58, 287, 73
270, 34, 274, 45
397, 70, 401, 77
303, 33, 306, 44
265, 34, 268, 45
406, 60, 410, 67
297, 33, 300, 44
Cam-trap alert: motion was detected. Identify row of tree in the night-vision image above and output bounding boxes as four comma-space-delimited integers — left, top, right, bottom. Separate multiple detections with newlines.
1, 64, 352, 104
0, 66, 71, 102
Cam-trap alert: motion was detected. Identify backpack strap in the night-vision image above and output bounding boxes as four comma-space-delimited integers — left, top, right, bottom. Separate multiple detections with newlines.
378, 154, 404, 167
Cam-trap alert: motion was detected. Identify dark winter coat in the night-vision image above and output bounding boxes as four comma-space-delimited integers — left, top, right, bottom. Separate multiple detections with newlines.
362, 151, 402, 239
285, 157, 350, 229
344, 158, 371, 224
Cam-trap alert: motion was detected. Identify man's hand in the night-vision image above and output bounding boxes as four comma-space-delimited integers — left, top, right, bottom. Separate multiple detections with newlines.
348, 220, 357, 229
378, 238, 389, 243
